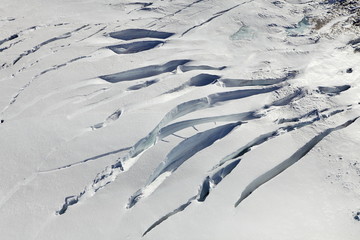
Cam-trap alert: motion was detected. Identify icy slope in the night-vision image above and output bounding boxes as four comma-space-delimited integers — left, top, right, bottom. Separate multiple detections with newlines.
0, 0, 359, 239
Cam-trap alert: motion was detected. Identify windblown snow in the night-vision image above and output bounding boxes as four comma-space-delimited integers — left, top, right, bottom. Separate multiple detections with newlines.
0, 0, 359, 239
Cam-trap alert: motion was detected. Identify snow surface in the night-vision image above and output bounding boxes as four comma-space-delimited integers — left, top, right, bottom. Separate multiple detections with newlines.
0, 0, 359, 239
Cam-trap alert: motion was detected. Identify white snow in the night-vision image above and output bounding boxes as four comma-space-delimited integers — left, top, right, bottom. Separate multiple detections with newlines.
0, 0, 359, 239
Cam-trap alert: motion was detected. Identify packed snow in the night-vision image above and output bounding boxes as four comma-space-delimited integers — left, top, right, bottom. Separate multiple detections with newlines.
0, 0, 359, 239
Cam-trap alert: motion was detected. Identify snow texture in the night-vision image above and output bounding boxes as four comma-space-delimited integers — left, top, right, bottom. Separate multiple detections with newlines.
0, 0, 359, 240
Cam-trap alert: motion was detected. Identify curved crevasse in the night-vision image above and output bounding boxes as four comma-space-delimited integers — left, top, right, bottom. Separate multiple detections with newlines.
127, 121, 241, 208
234, 117, 359, 207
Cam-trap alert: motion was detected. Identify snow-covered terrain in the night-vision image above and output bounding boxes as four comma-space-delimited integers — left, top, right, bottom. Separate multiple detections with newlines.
0, 0, 359, 239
